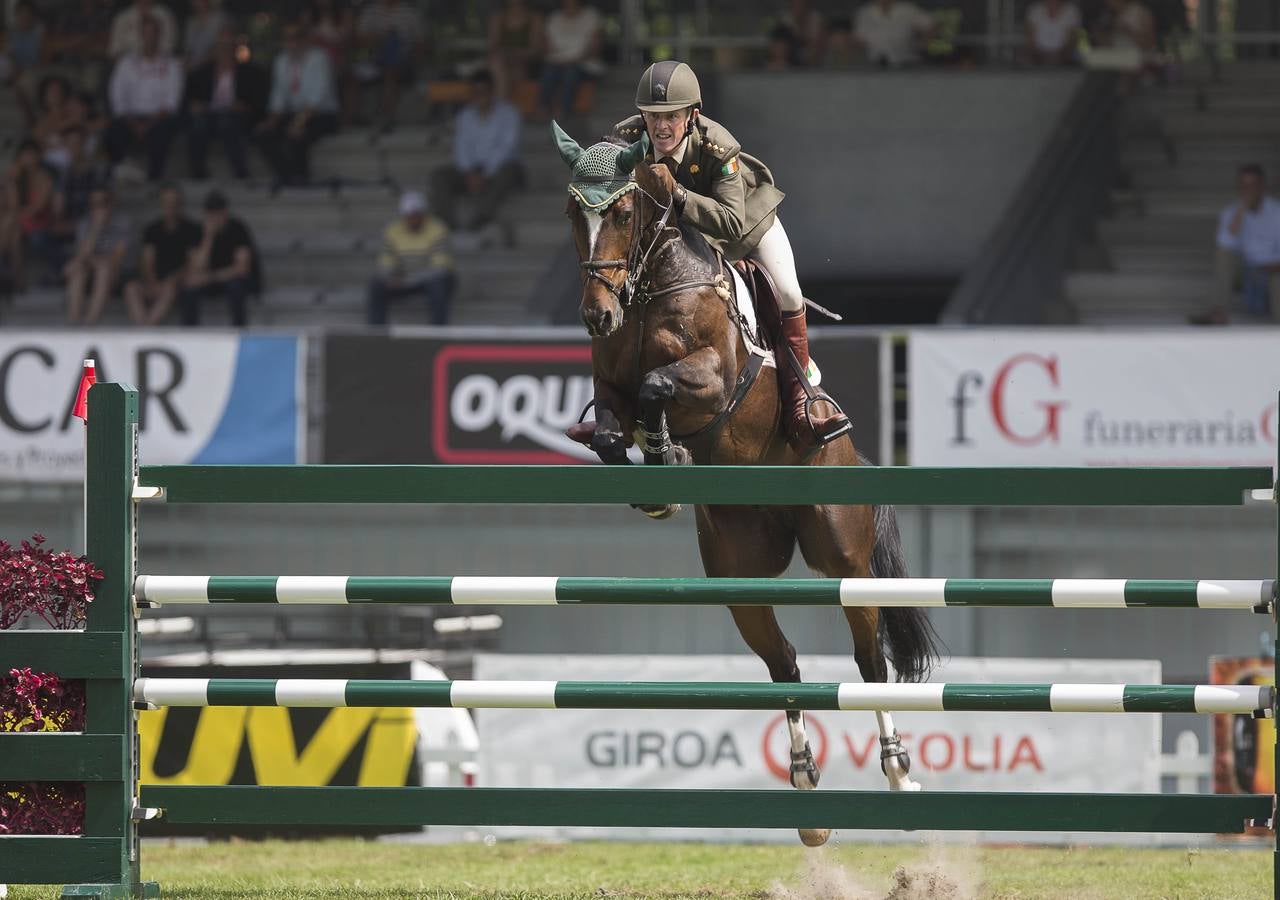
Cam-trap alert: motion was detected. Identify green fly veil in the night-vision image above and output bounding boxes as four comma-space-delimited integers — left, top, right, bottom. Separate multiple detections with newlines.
553, 120, 649, 212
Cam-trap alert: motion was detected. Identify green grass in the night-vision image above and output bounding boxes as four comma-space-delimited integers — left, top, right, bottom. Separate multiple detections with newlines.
6, 839, 1273, 899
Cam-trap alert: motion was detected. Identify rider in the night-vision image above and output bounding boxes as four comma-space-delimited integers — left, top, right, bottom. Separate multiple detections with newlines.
613, 60, 850, 451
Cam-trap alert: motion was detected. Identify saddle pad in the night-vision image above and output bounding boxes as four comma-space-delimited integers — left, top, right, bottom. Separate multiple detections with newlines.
729, 265, 775, 368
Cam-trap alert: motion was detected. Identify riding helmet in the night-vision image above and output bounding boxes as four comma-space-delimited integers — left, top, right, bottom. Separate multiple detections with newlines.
635, 61, 701, 113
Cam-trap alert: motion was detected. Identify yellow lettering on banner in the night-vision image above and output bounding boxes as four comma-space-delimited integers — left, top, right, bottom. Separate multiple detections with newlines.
139, 707, 248, 785
140, 705, 421, 786
358, 708, 418, 786
247, 706, 379, 785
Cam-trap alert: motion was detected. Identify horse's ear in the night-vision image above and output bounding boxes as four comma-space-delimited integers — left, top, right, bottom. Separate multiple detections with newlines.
552, 120, 583, 168
616, 132, 650, 175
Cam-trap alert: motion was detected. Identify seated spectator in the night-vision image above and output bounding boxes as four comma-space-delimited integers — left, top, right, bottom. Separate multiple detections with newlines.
180, 189, 260, 326
45, 0, 114, 90
186, 25, 267, 180
429, 71, 522, 236
124, 183, 200, 325
352, 0, 422, 131
1192, 164, 1280, 325
306, 0, 354, 124
488, 0, 541, 100
108, 0, 176, 59
64, 184, 131, 325
0, 138, 57, 291
1026, 0, 1081, 66
255, 22, 338, 187
36, 82, 106, 170
538, 0, 601, 121
774, 0, 826, 68
47, 124, 107, 274
367, 190, 454, 326
854, 0, 937, 67
3, 1, 46, 126
32, 75, 78, 169
105, 15, 182, 181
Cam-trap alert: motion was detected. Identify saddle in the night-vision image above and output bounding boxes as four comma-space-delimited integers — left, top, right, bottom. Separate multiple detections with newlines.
729, 257, 843, 418
732, 258, 781, 352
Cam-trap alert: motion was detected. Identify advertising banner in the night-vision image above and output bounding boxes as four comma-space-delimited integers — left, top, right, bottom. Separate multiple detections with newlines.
0, 332, 302, 481
908, 330, 1280, 467
475, 654, 1160, 842
1211, 655, 1274, 836
323, 331, 882, 463
138, 659, 476, 835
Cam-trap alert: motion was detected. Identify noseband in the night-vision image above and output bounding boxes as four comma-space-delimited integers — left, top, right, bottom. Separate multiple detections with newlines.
575, 179, 676, 308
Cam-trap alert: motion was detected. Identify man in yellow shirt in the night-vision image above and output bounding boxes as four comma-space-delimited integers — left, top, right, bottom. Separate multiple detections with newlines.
367, 190, 456, 325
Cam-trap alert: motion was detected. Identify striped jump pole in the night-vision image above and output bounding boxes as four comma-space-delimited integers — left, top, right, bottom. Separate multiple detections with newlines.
133, 575, 1275, 610
132, 678, 1275, 714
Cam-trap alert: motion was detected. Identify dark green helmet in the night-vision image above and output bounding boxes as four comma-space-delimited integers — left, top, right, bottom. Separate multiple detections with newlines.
635, 61, 701, 113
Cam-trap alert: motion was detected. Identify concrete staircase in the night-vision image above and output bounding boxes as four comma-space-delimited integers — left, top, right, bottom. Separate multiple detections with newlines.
1065, 62, 1280, 325
0, 72, 638, 329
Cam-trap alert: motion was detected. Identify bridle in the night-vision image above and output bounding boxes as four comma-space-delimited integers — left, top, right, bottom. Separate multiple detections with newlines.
575, 178, 676, 309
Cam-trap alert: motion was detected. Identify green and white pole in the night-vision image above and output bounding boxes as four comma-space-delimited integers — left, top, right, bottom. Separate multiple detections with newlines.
132, 678, 1274, 715
133, 575, 1275, 610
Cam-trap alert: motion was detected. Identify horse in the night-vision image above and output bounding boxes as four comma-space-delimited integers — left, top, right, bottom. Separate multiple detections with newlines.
553, 123, 941, 847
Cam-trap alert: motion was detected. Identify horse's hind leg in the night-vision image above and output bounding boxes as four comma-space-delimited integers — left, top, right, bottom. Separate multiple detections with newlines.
796, 500, 926, 792
696, 505, 830, 847
844, 608, 921, 792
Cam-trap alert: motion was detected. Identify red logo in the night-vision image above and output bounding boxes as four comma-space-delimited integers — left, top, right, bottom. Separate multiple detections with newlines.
989, 353, 1065, 446
431, 344, 593, 464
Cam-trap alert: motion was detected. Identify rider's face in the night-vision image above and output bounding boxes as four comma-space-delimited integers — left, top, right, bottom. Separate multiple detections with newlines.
643, 109, 693, 158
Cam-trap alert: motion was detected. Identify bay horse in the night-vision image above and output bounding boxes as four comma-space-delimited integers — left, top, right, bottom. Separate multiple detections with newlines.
554, 124, 941, 847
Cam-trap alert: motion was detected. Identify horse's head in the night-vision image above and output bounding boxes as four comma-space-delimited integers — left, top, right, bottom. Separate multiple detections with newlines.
554, 121, 650, 337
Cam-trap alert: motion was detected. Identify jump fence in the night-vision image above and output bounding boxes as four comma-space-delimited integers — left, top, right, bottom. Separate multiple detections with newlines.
0, 382, 1275, 898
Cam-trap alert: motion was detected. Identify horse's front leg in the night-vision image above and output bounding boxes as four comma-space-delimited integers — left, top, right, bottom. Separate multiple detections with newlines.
590, 403, 631, 465
637, 347, 724, 467
565, 377, 635, 465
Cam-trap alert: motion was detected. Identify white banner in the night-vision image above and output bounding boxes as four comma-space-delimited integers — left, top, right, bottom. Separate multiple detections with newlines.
475, 654, 1160, 842
908, 330, 1280, 467
0, 332, 301, 481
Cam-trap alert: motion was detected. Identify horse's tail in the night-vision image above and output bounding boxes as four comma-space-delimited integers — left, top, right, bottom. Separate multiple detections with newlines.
870, 501, 944, 684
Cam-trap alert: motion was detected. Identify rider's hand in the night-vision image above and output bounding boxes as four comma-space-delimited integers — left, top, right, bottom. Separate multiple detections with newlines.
647, 162, 677, 200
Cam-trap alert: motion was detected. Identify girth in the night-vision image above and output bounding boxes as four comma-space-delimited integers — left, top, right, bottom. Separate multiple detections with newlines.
671, 351, 767, 462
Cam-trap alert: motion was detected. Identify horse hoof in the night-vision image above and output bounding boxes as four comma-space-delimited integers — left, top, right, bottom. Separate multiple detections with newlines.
798, 827, 831, 847
789, 744, 821, 790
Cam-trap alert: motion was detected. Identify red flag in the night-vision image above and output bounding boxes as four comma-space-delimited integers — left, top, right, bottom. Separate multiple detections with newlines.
72, 359, 96, 422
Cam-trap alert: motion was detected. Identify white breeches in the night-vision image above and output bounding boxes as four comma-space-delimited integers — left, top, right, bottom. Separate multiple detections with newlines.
747, 217, 805, 313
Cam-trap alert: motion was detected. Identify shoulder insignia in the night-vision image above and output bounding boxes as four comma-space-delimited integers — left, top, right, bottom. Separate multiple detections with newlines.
720, 156, 739, 176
